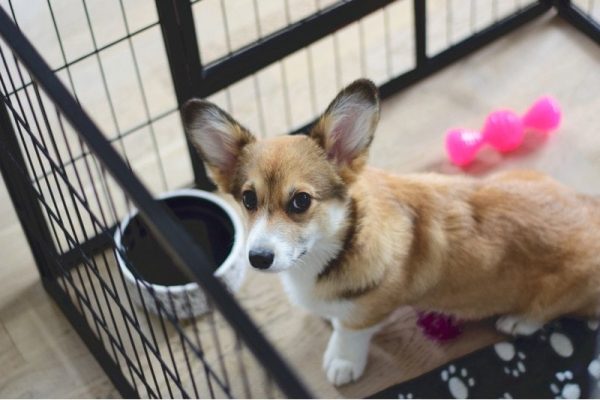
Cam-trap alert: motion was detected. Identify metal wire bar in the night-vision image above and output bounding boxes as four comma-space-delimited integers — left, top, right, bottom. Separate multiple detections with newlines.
54, 109, 163, 399
78, 0, 131, 165
199, 0, 395, 96
117, 0, 168, 191
0, 135, 207, 393
358, 20, 367, 76
0, 109, 234, 395
383, 6, 393, 78
3, 20, 160, 98
34, 106, 178, 184
184, 290, 216, 398
556, 0, 600, 45
167, 289, 200, 399
446, 0, 453, 45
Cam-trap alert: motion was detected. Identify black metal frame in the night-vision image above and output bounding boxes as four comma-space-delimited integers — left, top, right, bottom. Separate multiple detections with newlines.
0, 0, 598, 398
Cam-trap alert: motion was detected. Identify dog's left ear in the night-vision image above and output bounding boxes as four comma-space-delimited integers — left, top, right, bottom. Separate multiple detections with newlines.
310, 79, 380, 182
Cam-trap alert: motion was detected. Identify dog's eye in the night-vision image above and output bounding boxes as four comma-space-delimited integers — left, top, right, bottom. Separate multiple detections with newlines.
242, 190, 257, 210
289, 192, 311, 214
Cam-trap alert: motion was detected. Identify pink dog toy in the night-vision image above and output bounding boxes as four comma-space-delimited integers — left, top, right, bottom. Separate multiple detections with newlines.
445, 96, 561, 166
417, 311, 463, 342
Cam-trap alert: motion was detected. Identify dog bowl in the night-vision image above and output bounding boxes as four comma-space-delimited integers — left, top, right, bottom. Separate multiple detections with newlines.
114, 189, 246, 319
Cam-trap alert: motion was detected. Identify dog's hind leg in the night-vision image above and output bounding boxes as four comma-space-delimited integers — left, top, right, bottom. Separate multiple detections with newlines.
495, 315, 543, 336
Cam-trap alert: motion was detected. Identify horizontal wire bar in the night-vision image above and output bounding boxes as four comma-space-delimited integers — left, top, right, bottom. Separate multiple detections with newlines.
4, 20, 160, 98
198, 0, 395, 96
33, 105, 179, 183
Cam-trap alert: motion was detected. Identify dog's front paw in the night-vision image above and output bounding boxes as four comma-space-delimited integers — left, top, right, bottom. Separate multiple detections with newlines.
322, 330, 368, 386
324, 357, 364, 386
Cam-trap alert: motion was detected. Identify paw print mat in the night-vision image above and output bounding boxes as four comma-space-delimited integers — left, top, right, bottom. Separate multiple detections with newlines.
371, 318, 600, 399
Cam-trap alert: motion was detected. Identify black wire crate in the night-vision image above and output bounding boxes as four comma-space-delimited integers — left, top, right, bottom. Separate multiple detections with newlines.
0, 0, 599, 398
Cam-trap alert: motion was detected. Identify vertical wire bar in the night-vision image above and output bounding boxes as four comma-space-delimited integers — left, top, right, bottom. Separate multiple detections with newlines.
306, 47, 318, 116
306, 0, 320, 114
279, 61, 293, 129
265, 370, 275, 398
1, 50, 109, 360
219, 0, 233, 56
206, 301, 231, 390
81, 145, 160, 393
234, 333, 252, 398
55, 112, 162, 398
45, 5, 152, 389
284, 0, 292, 23
98, 163, 174, 397
154, 299, 188, 398
0, 6, 86, 322
358, 20, 367, 77
0, 91, 56, 283
218, 0, 234, 113
69, 1, 176, 387
224, 87, 233, 114
117, 0, 168, 191
251, 0, 267, 136
26, 83, 141, 390
184, 291, 215, 398
333, 33, 342, 89
446, 0, 453, 46
130, 276, 173, 398
252, 0, 263, 37
154, 0, 213, 190
77, 1, 133, 167
414, 0, 427, 66
76, 129, 165, 398
493, 0, 499, 22
281, 2, 293, 128
383, 6, 393, 78
470, 0, 477, 33
167, 288, 200, 398
28, 83, 117, 338
0, 48, 62, 253
252, 75, 267, 138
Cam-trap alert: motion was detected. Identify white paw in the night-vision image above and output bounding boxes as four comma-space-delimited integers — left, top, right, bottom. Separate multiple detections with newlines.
324, 357, 364, 386
496, 315, 542, 336
322, 330, 369, 386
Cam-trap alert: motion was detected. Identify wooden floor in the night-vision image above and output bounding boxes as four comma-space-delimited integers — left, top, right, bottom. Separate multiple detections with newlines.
1, 3, 600, 399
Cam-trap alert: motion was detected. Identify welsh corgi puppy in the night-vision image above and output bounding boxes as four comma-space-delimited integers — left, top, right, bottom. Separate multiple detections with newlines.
183, 79, 600, 386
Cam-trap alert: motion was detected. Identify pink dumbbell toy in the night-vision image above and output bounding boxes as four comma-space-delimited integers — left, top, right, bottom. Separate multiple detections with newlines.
445, 96, 562, 166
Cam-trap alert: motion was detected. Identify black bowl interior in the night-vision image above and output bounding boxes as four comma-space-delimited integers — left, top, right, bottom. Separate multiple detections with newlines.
119, 195, 235, 286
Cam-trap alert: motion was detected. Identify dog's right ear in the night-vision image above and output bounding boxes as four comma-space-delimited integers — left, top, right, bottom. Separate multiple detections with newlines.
182, 99, 255, 192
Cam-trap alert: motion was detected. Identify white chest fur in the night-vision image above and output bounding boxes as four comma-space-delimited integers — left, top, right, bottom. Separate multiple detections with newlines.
280, 266, 353, 321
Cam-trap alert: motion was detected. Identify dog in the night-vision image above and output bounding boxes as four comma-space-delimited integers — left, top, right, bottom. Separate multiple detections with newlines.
183, 79, 600, 386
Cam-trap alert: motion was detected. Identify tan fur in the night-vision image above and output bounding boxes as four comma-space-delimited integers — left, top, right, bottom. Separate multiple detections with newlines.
183, 80, 600, 336
329, 168, 600, 330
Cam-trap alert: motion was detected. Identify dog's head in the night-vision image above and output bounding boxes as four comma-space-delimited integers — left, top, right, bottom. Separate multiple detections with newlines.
183, 79, 380, 272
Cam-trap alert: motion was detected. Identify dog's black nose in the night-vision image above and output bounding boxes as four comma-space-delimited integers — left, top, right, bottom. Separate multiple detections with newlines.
249, 249, 274, 270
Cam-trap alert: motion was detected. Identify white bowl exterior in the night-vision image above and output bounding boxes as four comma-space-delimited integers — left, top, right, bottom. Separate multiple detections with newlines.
113, 189, 246, 319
